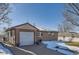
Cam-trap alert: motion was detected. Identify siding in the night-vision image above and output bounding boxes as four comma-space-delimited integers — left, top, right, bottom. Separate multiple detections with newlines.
6, 29, 15, 45
35, 31, 58, 41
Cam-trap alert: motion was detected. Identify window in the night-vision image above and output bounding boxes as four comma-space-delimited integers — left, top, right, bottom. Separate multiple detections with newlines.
36, 32, 42, 37
52, 33, 54, 36
8, 31, 12, 37
5, 31, 9, 37
48, 32, 51, 35
11, 30, 12, 36
8, 31, 10, 37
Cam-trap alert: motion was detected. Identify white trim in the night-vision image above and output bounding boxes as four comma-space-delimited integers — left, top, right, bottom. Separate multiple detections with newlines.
36, 32, 41, 37
15, 47, 37, 55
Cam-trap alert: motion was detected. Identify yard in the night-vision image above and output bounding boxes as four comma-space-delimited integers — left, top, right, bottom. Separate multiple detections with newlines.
65, 42, 79, 47
2, 40, 79, 55
65, 42, 79, 54
42, 41, 76, 55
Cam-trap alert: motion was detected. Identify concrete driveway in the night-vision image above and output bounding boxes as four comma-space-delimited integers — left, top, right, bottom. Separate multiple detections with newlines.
5, 43, 63, 55
20, 44, 63, 55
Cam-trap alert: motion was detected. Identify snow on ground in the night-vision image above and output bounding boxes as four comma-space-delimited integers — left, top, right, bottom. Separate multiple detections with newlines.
42, 41, 75, 55
57, 42, 79, 53
0, 43, 12, 55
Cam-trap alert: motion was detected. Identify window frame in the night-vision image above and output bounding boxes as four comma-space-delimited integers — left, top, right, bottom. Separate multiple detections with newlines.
36, 32, 42, 37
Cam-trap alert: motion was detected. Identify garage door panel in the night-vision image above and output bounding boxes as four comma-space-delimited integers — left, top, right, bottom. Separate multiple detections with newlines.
20, 32, 34, 46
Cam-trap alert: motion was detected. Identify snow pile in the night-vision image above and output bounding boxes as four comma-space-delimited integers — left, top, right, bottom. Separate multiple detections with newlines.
66, 46, 79, 53
0, 43, 12, 55
42, 41, 75, 55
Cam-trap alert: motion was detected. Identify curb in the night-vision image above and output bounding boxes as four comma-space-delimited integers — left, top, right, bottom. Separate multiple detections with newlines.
15, 47, 37, 55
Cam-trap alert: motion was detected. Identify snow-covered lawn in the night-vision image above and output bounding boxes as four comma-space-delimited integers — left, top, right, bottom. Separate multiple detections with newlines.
0, 43, 12, 55
42, 41, 76, 55
65, 45, 79, 53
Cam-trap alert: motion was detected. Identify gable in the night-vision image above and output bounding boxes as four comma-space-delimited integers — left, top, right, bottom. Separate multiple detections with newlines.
15, 23, 39, 30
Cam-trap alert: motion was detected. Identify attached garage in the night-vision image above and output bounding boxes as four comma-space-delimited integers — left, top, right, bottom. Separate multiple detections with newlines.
6, 23, 39, 46
19, 32, 34, 46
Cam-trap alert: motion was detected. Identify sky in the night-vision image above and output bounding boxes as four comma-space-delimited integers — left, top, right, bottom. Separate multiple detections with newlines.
9, 3, 65, 31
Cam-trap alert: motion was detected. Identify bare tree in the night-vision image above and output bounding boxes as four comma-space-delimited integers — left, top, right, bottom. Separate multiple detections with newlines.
0, 3, 12, 36
64, 3, 79, 26
63, 3, 79, 41
66, 3, 79, 16
0, 3, 11, 31
58, 19, 75, 41
58, 20, 74, 33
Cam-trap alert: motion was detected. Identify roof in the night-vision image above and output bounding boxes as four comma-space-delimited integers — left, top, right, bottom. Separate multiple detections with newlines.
40, 30, 58, 33
6, 23, 39, 31
6, 23, 58, 32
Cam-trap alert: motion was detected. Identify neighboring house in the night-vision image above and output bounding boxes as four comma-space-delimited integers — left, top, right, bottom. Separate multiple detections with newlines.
58, 32, 79, 42
5, 23, 58, 46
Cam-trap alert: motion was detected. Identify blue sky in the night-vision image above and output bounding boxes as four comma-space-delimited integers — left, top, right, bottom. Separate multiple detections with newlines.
9, 3, 65, 30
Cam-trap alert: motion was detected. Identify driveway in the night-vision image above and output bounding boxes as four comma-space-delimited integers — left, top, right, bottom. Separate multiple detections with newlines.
20, 44, 63, 55
5, 43, 63, 55
4, 41, 66, 55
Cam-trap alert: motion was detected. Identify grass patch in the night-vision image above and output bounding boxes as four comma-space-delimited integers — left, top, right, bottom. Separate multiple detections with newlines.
65, 42, 79, 47
65, 42, 79, 54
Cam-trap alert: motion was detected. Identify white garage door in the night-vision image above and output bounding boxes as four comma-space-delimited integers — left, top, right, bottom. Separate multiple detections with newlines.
20, 32, 34, 46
